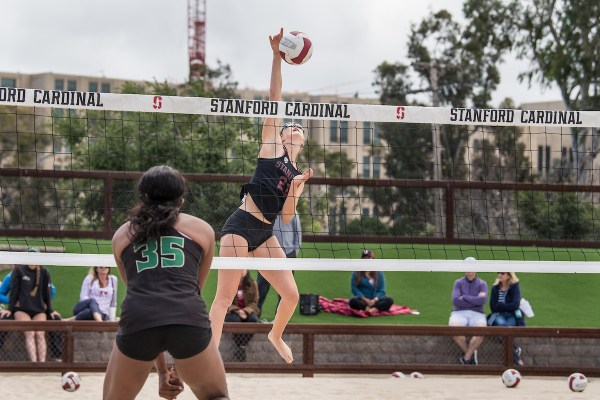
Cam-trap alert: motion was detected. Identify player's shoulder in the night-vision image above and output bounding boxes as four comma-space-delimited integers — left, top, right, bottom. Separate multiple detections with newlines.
176, 213, 214, 236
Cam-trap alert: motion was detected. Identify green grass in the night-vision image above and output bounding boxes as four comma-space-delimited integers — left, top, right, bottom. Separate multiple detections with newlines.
2, 239, 599, 327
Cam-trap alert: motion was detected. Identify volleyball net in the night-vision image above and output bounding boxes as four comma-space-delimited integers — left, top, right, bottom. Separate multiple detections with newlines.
2, 87, 600, 272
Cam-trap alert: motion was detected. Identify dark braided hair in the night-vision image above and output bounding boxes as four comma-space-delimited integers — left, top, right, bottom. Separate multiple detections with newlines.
128, 165, 186, 245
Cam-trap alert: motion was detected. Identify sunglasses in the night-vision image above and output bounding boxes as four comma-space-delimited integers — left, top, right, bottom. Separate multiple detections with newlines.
497, 272, 509, 275
281, 122, 305, 133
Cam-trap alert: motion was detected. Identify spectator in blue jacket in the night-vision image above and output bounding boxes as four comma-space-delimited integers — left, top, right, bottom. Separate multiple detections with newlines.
348, 250, 393, 313
489, 272, 523, 327
449, 259, 488, 365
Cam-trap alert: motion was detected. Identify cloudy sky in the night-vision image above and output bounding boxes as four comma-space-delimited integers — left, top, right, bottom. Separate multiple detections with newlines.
2, 0, 561, 106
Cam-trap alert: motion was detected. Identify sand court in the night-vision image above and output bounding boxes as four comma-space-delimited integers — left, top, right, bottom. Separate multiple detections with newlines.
0, 372, 595, 399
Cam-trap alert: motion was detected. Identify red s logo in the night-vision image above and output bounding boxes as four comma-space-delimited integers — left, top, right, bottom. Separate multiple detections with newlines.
396, 106, 405, 120
153, 96, 162, 110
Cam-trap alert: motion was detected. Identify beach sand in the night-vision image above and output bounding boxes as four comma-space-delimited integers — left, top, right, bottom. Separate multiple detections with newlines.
0, 372, 594, 399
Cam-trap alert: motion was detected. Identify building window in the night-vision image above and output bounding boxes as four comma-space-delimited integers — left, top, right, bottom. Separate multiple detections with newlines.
55, 79, 64, 90
101, 82, 111, 93
373, 156, 381, 178
363, 121, 372, 145
330, 120, 338, 142
546, 145, 551, 173
88, 82, 98, 92
362, 207, 370, 217
67, 80, 77, 91
363, 156, 371, 178
373, 126, 380, 144
340, 121, 348, 143
1, 78, 16, 88
537, 145, 543, 173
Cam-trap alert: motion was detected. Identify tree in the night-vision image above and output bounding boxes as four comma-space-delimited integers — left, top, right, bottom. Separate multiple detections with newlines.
475, 0, 600, 183
53, 62, 258, 231
0, 106, 55, 229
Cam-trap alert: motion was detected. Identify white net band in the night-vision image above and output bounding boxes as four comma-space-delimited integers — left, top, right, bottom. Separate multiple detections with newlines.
2, 251, 599, 273
1, 87, 599, 127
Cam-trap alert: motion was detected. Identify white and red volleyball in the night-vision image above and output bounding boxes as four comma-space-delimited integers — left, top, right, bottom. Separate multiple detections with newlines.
568, 372, 587, 392
501, 368, 521, 388
391, 371, 406, 378
279, 31, 313, 65
61, 371, 81, 392
409, 371, 425, 379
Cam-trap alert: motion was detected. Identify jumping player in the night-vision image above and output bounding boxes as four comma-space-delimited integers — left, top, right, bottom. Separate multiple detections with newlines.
104, 165, 228, 400
209, 27, 313, 364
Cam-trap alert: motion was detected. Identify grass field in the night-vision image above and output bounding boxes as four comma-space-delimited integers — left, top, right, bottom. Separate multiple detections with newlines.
1, 239, 600, 327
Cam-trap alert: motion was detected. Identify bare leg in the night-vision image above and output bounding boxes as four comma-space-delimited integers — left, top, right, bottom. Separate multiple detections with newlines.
209, 233, 247, 348
174, 337, 229, 399
32, 312, 47, 362
451, 336, 468, 353
465, 336, 484, 360
14, 312, 36, 362
103, 342, 154, 400
255, 236, 298, 363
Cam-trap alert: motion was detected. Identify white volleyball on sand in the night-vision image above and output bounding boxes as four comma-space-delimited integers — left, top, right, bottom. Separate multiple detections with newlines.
568, 372, 587, 392
409, 372, 425, 379
391, 371, 406, 378
279, 31, 313, 65
61, 371, 81, 392
501, 368, 521, 388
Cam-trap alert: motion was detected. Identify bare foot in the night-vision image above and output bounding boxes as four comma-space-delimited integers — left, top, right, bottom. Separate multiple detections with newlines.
268, 331, 293, 363
63, 316, 76, 321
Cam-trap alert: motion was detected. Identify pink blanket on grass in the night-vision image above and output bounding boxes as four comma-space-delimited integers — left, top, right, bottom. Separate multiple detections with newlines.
318, 296, 418, 318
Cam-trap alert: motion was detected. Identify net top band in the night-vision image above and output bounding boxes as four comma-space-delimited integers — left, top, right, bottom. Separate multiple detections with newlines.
1, 87, 599, 127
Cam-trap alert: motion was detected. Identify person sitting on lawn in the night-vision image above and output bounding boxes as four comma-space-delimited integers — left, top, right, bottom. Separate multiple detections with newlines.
348, 250, 394, 313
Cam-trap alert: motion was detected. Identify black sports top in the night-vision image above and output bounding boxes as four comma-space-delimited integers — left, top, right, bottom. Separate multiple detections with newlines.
241, 147, 302, 223
118, 227, 210, 335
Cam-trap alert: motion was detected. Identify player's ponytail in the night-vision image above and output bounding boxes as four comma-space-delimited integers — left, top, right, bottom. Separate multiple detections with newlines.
128, 165, 186, 245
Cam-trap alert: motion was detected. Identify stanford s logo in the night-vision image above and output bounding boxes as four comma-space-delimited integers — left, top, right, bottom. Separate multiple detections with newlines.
396, 106, 405, 120
153, 96, 162, 110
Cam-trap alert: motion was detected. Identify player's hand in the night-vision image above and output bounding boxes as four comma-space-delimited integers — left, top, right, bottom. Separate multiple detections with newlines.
158, 367, 184, 400
269, 27, 284, 55
292, 168, 313, 186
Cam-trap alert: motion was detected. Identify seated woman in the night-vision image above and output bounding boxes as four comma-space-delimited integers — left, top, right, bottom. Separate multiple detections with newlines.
348, 250, 394, 313
5, 260, 61, 362
489, 272, 523, 327
224, 270, 259, 362
70, 266, 118, 321
489, 271, 525, 365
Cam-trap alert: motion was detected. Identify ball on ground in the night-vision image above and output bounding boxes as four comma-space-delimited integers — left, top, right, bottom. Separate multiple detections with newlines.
409, 371, 425, 379
568, 372, 587, 392
61, 371, 81, 392
279, 31, 313, 65
391, 371, 406, 378
501, 368, 521, 388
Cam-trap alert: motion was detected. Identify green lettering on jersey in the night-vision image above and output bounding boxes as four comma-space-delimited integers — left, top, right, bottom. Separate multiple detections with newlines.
134, 236, 185, 272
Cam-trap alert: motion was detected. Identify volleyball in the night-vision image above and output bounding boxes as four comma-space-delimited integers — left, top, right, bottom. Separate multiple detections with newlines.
391, 371, 406, 378
501, 368, 521, 388
568, 372, 587, 392
279, 31, 313, 65
409, 371, 425, 379
61, 371, 81, 392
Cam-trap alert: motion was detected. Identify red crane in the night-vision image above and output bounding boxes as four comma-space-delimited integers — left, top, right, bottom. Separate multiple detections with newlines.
188, 0, 206, 80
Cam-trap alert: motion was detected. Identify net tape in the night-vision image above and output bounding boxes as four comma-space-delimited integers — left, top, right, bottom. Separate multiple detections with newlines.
1, 251, 600, 273
1, 87, 599, 127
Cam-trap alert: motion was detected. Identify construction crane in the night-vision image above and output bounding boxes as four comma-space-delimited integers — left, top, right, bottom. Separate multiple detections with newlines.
188, 0, 206, 80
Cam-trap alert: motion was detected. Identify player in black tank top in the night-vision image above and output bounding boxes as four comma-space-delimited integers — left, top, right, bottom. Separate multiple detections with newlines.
105, 165, 229, 400
211, 28, 313, 365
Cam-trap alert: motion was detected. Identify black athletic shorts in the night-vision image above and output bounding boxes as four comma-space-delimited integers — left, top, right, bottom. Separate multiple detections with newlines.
221, 208, 274, 251
116, 325, 212, 361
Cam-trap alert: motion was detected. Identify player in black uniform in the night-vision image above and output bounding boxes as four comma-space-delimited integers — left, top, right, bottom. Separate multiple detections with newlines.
210, 28, 313, 364
105, 165, 228, 400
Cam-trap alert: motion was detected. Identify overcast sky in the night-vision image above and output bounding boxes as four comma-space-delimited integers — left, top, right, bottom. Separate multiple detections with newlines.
2, 0, 561, 106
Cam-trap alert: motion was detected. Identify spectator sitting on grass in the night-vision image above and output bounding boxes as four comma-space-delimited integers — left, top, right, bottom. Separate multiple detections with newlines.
348, 250, 394, 314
